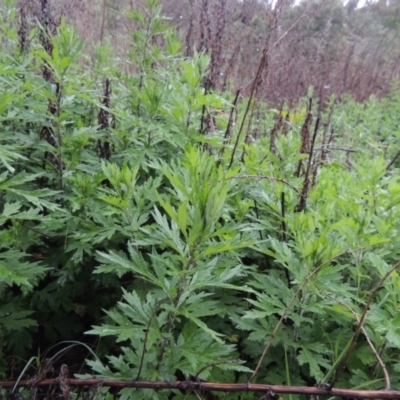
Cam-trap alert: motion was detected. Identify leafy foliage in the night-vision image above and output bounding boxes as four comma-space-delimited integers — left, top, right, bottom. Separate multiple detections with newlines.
1, 0, 400, 399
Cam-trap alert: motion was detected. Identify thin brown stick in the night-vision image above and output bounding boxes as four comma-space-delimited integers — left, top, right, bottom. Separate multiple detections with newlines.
323, 292, 391, 390
386, 149, 400, 172
228, 0, 280, 169
99, 0, 107, 44
217, 89, 239, 166
195, 359, 240, 381
227, 47, 268, 169
224, 90, 240, 140
17, 221, 53, 240
227, 174, 300, 195
136, 300, 165, 381
280, 192, 287, 243
227, 2, 308, 169
296, 113, 320, 212
316, 146, 360, 153
331, 259, 400, 388
185, 0, 195, 57
250, 247, 366, 382
1, 378, 399, 398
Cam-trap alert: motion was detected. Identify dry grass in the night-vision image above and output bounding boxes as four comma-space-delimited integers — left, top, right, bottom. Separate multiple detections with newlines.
9, 0, 400, 104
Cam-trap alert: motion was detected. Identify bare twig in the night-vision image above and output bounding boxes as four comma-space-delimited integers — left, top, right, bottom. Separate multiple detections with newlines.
185, 0, 195, 57
331, 259, 400, 388
280, 191, 287, 242
316, 146, 360, 153
386, 149, 400, 172
17, 221, 53, 240
296, 112, 320, 212
323, 292, 391, 390
1, 378, 399, 398
195, 359, 240, 381
136, 300, 166, 381
226, 174, 300, 195
250, 247, 367, 382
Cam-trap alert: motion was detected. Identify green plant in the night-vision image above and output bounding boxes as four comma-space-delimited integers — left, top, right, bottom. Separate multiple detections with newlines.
2, 1, 400, 398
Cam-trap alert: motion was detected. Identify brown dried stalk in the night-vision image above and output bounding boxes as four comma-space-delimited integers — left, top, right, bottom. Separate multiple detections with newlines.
1, 378, 399, 398
295, 108, 320, 213
97, 78, 112, 160
295, 98, 313, 178
209, 0, 226, 89
323, 292, 391, 390
37, 0, 64, 182
198, 0, 210, 54
386, 149, 400, 172
17, 4, 28, 53
156, 253, 195, 371
226, 174, 300, 196
99, 0, 107, 44
269, 106, 285, 155
228, 0, 307, 169
249, 247, 367, 382
331, 259, 400, 388
217, 89, 240, 166
185, 0, 195, 57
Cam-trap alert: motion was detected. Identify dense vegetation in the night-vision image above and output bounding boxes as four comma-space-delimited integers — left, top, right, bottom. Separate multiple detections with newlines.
1, 0, 400, 399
